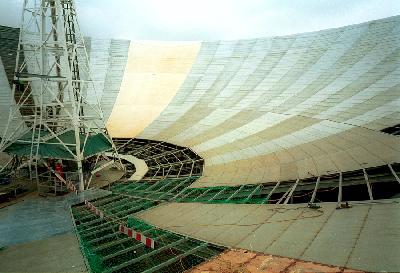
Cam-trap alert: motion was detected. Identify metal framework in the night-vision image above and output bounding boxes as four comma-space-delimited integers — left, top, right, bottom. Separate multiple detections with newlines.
70, 163, 400, 272
0, 0, 119, 191
114, 138, 204, 179
163, 164, 400, 205
71, 195, 224, 273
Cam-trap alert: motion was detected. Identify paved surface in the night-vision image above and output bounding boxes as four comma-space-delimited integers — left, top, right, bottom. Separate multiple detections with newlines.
0, 232, 87, 272
0, 189, 109, 246
137, 199, 400, 272
0, 189, 111, 272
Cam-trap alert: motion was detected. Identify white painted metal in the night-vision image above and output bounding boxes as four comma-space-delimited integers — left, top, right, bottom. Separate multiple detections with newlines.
264, 181, 281, 203
388, 164, 400, 184
337, 172, 343, 208
284, 178, 300, 204
362, 168, 374, 201
0, 0, 118, 191
310, 176, 320, 203
276, 185, 291, 204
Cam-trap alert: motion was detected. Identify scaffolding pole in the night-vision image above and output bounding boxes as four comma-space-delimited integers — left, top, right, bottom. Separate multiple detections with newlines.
309, 176, 320, 203
362, 169, 374, 201
0, 0, 119, 192
388, 164, 400, 184
336, 172, 343, 208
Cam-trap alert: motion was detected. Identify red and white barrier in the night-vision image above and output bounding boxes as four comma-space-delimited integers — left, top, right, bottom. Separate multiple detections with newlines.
43, 162, 78, 194
84, 200, 104, 218
67, 181, 78, 194
83, 199, 155, 249
119, 224, 155, 249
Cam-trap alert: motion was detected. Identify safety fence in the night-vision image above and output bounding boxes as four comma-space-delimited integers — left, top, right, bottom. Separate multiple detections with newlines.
172, 181, 316, 204
175, 184, 269, 204
71, 194, 224, 273
72, 164, 400, 272
172, 169, 400, 205
112, 163, 400, 205
110, 176, 198, 201
110, 176, 310, 205
41, 162, 79, 194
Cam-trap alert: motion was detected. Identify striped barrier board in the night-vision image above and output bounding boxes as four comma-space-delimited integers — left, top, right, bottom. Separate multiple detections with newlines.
84, 200, 104, 218
83, 199, 155, 249
119, 224, 155, 249
67, 182, 78, 194
43, 162, 78, 194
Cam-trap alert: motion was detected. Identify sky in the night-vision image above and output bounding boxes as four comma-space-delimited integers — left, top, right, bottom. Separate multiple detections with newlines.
0, 0, 399, 41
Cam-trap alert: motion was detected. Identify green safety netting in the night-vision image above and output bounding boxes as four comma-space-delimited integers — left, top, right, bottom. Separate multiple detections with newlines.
175, 184, 269, 204
80, 241, 103, 273
110, 177, 271, 205
72, 203, 224, 273
4, 129, 112, 159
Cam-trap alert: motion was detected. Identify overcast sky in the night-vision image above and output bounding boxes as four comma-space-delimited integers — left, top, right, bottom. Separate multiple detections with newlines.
0, 0, 399, 41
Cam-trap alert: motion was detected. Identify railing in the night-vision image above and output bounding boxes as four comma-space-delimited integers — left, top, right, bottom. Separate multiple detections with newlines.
37, 170, 79, 194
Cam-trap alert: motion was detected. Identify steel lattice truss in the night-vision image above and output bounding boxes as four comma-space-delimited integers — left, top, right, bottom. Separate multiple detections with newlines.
0, 0, 118, 190
114, 138, 204, 180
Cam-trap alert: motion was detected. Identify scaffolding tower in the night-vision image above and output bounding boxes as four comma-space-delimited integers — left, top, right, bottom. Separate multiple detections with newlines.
0, 0, 120, 191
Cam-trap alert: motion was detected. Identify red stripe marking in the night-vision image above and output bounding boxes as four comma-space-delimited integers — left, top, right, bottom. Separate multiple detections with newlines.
145, 238, 152, 248
127, 228, 132, 237
136, 233, 141, 241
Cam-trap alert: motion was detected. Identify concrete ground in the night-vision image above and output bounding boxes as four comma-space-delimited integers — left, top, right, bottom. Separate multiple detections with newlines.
0, 189, 109, 246
0, 232, 86, 272
137, 199, 400, 273
0, 189, 110, 272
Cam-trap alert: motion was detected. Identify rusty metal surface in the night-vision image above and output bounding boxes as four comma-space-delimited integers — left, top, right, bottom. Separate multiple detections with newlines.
188, 248, 365, 273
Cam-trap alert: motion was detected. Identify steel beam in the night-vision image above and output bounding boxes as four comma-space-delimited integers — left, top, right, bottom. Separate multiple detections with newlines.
93, 228, 155, 252
193, 188, 212, 201
363, 169, 374, 201
276, 185, 291, 204
173, 188, 193, 200
309, 176, 320, 203
80, 202, 150, 228
388, 164, 400, 184
337, 172, 343, 208
142, 243, 208, 273
284, 178, 300, 204
226, 185, 245, 201
158, 178, 190, 199
103, 237, 189, 273
263, 181, 280, 204
101, 233, 170, 261
87, 230, 121, 245
209, 188, 226, 201
244, 184, 262, 203
81, 223, 116, 238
